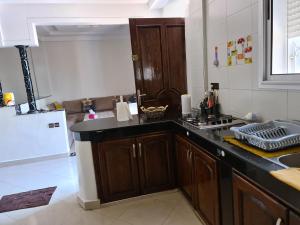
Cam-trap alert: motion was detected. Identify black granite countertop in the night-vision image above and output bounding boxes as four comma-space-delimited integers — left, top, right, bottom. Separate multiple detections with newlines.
71, 115, 174, 133
71, 115, 300, 213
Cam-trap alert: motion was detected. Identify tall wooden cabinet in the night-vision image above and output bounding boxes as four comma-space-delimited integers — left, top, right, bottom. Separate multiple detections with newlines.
92, 132, 174, 203
233, 173, 288, 225
129, 18, 187, 112
175, 135, 220, 225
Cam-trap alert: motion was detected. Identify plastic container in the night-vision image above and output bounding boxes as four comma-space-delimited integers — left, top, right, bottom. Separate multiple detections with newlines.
230, 120, 300, 151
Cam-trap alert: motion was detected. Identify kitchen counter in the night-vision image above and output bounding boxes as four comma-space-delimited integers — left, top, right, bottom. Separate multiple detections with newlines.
71, 114, 174, 133
71, 115, 300, 214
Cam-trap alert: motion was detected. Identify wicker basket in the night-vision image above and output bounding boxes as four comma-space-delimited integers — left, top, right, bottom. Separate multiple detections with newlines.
140, 105, 168, 120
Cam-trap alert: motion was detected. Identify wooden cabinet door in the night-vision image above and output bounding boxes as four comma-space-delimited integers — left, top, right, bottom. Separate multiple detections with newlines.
96, 138, 140, 202
129, 18, 187, 113
192, 145, 220, 225
233, 173, 288, 225
290, 211, 300, 225
137, 132, 174, 194
175, 135, 193, 200
165, 23, 187, 96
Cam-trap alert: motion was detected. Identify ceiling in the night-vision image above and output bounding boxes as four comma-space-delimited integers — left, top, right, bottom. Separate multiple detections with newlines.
37, 24, 130, 40
0, 0, 149, 3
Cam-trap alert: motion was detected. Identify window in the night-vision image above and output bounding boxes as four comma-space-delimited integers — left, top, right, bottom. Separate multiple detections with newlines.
259, 0, 300, 89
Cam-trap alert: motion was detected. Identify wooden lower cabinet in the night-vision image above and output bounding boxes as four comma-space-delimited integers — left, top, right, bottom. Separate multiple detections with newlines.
95, 138, 140, 202
175, 135, 193, 200
233, 173, 288, 225
93, 132, 299, 225
290, 211, 300, 225
137, 133, 174, 194
175, 135, 220, 225
92, 132, 174, 203
192, 145, 220, 225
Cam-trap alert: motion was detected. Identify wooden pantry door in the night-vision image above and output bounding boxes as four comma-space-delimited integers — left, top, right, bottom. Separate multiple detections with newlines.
129, 18, 187, 114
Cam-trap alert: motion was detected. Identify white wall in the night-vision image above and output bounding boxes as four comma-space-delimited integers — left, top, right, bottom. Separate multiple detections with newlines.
0, 48, 28, 103
0, 3, 162, 47
162, 0, 189, 17
0, 47, 51, 104
163, 0, 205, 107
179, 0, 300, 121
0, 106, 69, 164
30, 45, 52, 98
205, 0, 300, 121
0, 34, 136, 103
41, 36, 136, 102
4, 1, 299, 122
185, 0, 206, 107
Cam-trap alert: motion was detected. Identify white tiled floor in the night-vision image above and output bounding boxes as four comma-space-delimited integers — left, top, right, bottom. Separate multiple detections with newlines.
0, 157, 204, 225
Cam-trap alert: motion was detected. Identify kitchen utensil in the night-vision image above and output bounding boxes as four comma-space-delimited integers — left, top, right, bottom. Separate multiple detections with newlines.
213, 46, 219, 67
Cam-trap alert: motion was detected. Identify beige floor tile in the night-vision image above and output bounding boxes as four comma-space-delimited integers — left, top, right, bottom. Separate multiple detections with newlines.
118, 198, 176, 225
7, 201, 115, 225
151, 191, 186, 206
0, 214, 14, 225
0, 157, 204, 225
163, 204, 204, 225
108, 219, 134, 225
95, 202, 132, 219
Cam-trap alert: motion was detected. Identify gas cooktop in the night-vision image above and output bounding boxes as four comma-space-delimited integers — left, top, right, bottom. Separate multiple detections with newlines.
181, 114, 245, 130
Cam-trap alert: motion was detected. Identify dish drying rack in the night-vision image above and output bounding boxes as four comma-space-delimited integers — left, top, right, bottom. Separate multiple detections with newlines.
230, 120, 300, 152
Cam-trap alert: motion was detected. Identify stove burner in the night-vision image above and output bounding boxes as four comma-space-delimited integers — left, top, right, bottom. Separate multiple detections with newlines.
181, 114, 242, 129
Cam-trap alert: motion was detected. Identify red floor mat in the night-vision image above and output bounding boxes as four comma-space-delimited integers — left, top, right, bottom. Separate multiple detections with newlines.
0, 186, 57, 213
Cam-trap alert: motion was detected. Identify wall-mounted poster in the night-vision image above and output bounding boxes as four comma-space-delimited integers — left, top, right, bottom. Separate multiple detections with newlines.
227, 35, 253, 66
227, 40, 236, 66
237, 37, 245, 65
245, 35, 253, 64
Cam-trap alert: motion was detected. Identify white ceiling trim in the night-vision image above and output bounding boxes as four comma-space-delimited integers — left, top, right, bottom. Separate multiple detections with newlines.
38, 25, 129, 36
38, 34, 130, 42
0, 0, 149, 4
36, 24, 131, 42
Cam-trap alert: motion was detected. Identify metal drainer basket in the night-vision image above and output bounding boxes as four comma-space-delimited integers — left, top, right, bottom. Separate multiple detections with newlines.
230, 120, 300, 152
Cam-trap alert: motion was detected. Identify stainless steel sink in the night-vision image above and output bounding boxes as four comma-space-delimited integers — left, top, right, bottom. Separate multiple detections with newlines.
266, 153, 300, 168
278, 153, 300, 168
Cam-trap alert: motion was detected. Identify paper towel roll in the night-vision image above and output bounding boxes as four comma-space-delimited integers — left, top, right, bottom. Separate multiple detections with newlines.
181, 94, 192, 115
116, 96, 133, 122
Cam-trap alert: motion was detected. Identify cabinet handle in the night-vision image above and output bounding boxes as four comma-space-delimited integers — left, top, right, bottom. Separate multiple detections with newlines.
137, 89, 147, 106
138, 143, 142, 158
189, 151, 193, 160
132, 144, 136, 158
217, 148, 226, 158
276, 218, 282, 225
